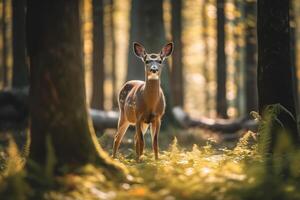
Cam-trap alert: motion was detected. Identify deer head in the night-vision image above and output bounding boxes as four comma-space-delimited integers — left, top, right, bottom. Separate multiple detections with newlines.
133, 42, 174, 80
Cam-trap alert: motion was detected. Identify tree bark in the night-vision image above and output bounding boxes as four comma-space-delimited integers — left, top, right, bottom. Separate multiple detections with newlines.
26, 0, 124, 174
245, 0, 258, 115
257, 0, 299, 141
12, 0, 28, 88
216, 0, 228, 118
91, 0, 105, 110
171, 0, 184, 107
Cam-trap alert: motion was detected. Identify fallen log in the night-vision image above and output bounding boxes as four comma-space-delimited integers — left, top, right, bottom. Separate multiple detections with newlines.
0, 89, 119, 130
0, 106, 119, 131
90, 109, 119, 130
0, 90, 258, 133
172, 106, 258, 133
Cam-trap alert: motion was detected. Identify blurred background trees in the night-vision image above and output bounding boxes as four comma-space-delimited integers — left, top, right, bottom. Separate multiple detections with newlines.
1, 0, 300, 124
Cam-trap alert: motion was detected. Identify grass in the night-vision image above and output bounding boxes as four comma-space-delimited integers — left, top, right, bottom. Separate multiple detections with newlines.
1, 130, 300, 200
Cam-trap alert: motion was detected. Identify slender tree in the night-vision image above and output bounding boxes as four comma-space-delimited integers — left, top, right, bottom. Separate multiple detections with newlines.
202, 0, 209, 115
171, 0, 184, 107
91, 0, 105, 110
2, 0, 8, 88
26, 0, 123, 175
216, 0, 228, 118
12, 0, 28, 88
233, 0, 245, 117
290, 0, 299, 115
244, 0, 258, 115
110, 0, 118, 109
257, 0, 298, 141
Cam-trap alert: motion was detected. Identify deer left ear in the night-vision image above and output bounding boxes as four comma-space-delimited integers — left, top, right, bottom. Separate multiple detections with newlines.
160, 42, 174, 58
133, 42, 146, 59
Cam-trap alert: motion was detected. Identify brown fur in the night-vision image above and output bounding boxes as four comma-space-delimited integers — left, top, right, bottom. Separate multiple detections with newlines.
112, 42, 173, 161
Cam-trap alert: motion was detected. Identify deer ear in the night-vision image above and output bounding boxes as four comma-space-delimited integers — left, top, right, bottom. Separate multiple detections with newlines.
160, 42, 174, 58
133, 42, 146, 59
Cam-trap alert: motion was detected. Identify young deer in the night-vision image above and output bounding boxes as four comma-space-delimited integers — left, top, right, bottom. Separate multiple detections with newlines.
112, 42, 173, 161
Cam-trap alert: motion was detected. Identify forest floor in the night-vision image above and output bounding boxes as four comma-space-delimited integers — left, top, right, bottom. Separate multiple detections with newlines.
1, 129, 300, 200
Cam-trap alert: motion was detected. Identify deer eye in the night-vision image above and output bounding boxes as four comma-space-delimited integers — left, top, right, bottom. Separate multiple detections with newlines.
157, 60, 162, 64
145, 60, 151, 64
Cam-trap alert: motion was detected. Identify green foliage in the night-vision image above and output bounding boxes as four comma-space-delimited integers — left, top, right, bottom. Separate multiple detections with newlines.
2, 123, 300, 199
0, 136, 30, 200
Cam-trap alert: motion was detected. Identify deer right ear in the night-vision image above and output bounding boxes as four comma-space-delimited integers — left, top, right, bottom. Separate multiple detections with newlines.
133, 42, 146, 59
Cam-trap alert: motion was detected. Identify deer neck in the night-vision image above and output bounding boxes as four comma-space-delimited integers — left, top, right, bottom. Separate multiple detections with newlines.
144, 76, 160, 106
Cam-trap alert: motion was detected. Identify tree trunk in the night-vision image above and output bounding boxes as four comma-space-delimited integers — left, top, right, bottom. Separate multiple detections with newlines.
202, 0, 210, 115
233, 0, 245, 117
110, 0, 118, 109
126, 0, 176, 126
257, 0, 299, 141
290, 0, 299, 116
12, 0, 28, 88
91, 0, 105, 110
171, 0, 184, 107
26, 0, 123, 175
244, 0, 258, 115
216, 0, 228, 118
2, 0, 8, 88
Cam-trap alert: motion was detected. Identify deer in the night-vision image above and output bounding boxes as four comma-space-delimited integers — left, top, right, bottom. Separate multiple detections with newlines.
112, 42, 173, 161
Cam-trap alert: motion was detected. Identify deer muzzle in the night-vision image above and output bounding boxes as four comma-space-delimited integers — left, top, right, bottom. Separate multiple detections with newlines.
150, 65, 158, 73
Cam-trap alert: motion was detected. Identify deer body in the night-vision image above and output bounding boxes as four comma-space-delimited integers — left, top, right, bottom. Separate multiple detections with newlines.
113, 42, 173, 161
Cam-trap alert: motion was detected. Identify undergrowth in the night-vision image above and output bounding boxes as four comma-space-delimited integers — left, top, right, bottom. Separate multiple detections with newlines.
2, 129, 300, 200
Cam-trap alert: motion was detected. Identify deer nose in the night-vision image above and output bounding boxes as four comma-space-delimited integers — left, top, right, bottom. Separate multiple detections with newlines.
150, 65, 158, 73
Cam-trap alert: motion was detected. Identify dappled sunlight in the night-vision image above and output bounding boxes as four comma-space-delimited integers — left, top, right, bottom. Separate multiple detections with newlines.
39, 132, 300, 200
1, 0, 300, 199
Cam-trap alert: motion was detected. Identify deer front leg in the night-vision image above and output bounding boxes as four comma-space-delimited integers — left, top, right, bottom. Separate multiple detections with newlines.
151, 118, 161, 160
134, 121, 144, 161
112, 116, 129, 158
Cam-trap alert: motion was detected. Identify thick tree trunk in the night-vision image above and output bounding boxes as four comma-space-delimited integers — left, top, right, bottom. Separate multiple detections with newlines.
12, 0, 28, 88
244, 0, 258, 115
91, 0, 105, 110
257, 0, 299, 141
26, 0, 123, 174
126, 0, 175, 126
216, 0, 228, 118
171, 0, 184, 107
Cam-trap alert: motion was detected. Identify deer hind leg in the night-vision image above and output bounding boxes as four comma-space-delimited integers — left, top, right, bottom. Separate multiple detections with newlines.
151, 119, 161, 160
112, 115, 129, 158
134, 121, 144, 161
